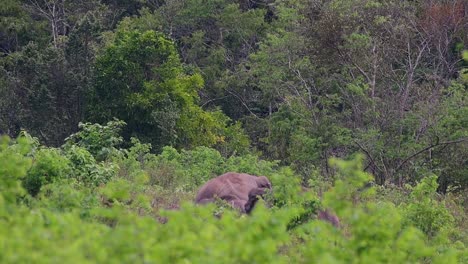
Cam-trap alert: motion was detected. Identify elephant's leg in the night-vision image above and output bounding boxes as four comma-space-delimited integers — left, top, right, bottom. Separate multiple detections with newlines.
244, 187, 267, 213
226, 198, 248, 214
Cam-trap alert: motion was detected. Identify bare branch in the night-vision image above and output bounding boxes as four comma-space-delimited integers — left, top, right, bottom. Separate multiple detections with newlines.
200, 95, 230, 108
354, 141, 383, 174
224, 89, 259, 118
395, 138, 468, 172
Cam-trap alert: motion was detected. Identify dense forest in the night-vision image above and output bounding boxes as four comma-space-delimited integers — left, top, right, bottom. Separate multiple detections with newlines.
1, 0, 467, 262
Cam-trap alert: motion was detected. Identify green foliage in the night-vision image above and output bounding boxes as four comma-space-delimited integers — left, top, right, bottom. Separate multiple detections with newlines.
462, 50, 468, 61
267, 166, 322, 230
36, 180, 100, 218
0, 43, 78, 144
153, 203, 291, 263
431, 77, 468, 193
211, 110, 251, 156
134, 145, 278, 190
67, 147, 118, 187
0, 135, 32, 205
269, 167, 303, 208
88, 28, 245, 151
0, 1, 114, 145
59, 120, 125, 187
0, 133, 466, 263
324, 154, 375, 214
140, 146, 185, 189
288, 132, 321, 171
23, 148, 71, 196
179, 146, 225, 186
401, 175, 455, 237
0, 0, 48, 52
0, 0, 467, 262
287, 154, 466, 263
64, 119, 125, 161
0, 0, 466, 195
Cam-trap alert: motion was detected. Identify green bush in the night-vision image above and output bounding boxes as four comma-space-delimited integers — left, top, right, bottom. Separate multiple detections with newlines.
180, 146, 225, 186
287, 155, 464, 263
64, 119, 125, 161
36, 180, 100, 219
2, 133, 465, 263
125, 145, 280, 191
64, 144, 118, 187
0, 135, 32, 205
401, 175, 455, 237
23, 148, 71, 196
269, 167, 303, 208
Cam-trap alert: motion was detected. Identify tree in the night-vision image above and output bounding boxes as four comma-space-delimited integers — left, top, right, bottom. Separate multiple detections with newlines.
0, 43, 79, 145
0, 0, 48, 54
116, 1, 270, 118
87, 29, 230, 151
0, 0, 115, 145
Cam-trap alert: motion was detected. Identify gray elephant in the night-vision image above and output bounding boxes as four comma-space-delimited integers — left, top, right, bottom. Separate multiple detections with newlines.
195, 172, 271, 213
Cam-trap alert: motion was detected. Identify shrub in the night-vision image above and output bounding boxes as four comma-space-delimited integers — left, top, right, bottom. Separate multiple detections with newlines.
0, 135, 32, 205
286, 154, 463, 263
64, 119, 125, 161
269, 167, 303, 208
0, 139, 466, 263
36, 180, 100, 218
142, 146, 186, 189
401, 175, 455, 237
224, 154, 279, 177
136, 145, 280, 191
22, 148, 71, 196
64, 145, 118, 187
180, 146, 225, 186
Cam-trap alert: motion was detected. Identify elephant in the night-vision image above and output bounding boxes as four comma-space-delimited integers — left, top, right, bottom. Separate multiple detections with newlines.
195, 172, 272, 213
317, 209, 340, 228
195, 172, 340, 228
